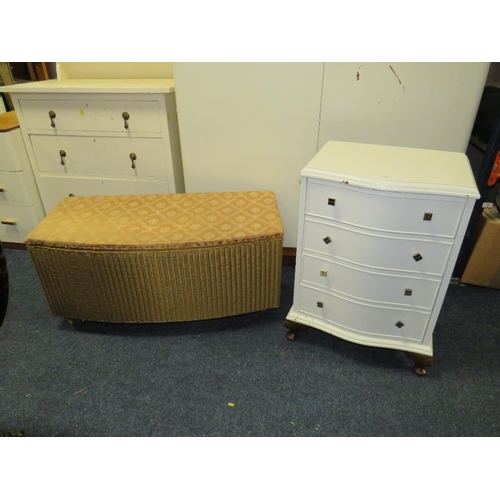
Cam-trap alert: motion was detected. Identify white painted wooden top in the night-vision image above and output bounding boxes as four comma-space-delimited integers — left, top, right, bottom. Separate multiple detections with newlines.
302, 141, 480, 198
0, 78, 175, 94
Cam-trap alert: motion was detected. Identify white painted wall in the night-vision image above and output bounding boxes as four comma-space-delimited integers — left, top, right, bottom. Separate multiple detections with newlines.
173, 62, 490, 247
318, 62, 490, 152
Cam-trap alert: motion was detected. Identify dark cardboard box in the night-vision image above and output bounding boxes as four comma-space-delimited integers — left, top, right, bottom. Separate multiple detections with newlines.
461, 207, 500, 289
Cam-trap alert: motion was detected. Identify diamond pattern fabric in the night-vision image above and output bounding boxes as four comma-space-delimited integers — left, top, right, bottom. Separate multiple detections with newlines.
26, 191, 284, 250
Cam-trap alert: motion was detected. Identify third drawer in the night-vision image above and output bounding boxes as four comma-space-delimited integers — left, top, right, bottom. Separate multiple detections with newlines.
301, 254, 441, 309
0, 171, 34, 206
35, 175, 171, 213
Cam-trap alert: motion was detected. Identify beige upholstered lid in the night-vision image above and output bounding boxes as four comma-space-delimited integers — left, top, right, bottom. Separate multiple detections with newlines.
26, 191, 284, 250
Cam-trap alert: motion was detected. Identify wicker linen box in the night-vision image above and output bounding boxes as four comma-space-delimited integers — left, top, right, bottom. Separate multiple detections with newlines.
25, 191, 284, 323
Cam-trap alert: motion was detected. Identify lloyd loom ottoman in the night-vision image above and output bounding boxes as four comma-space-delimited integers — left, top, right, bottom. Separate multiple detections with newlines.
25, 191, 284, 323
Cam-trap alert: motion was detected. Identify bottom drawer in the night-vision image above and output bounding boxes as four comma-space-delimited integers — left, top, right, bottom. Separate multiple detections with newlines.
37, 175, 172, 213
299, 285, 430, 343
0, 205, 41, 242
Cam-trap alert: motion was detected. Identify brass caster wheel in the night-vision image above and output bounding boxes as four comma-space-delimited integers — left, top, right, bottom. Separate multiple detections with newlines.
286, 331, 298, 341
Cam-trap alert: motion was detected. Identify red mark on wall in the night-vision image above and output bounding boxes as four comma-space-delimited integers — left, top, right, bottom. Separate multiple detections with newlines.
356, 64, 363, 81
389, 64, 405, 93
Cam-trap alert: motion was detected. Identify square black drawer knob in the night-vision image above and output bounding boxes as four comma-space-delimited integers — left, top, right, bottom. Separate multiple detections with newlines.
423, 213, 433, 221
395, 321, 404, 328
413, 253, 423, 262
328, 198, 336, 206
323, 236, 332, 244
317, 301, 324, 308
404, 288, 413, 296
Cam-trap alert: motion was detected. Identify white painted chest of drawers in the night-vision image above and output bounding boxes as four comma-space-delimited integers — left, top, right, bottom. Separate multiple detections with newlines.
0, 111, 45, 243
0, 79, 184, 214
285, 141, 480, 374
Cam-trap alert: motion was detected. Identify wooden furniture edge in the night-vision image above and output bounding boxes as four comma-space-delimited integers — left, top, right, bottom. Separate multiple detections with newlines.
282, 247, 296, 266
1, 243, 27, 250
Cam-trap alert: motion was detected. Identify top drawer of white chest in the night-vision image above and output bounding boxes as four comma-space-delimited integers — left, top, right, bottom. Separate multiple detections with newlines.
18, 97, 162, 134
305, 180, 466, 238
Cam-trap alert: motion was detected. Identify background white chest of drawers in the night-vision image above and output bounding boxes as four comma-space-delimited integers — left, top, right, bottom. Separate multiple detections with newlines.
286, 141, 480, 374
0, 111, 45, 243
1, 79, 184, 214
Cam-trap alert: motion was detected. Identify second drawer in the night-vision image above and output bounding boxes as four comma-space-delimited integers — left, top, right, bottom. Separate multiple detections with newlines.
303, 218, 452, 276
31, 135, 168, 178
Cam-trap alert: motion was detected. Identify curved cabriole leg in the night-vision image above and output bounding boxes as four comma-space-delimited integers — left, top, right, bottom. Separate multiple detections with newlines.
404, 352, 434, 376
284, 319, 308, 341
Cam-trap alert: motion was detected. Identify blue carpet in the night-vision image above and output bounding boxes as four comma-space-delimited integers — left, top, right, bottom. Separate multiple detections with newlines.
1, 248, 499, 436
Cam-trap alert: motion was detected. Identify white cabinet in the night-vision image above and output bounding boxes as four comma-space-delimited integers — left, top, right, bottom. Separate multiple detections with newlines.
1, 79, 184, 214
0, 111, 45, 243
285, 141, 480, 375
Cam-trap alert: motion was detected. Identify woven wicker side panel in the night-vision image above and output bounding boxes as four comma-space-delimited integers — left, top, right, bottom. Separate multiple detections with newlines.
27, 239, 283, 323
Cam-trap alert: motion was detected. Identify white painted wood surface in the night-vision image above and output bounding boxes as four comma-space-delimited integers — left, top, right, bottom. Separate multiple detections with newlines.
303, 141, 480, 197
287, 141, 480, 357
1, 81, 184, 215
305, 179, 466, 238
0, 171, 36, 206
0, 127, 45, 243
1, 79, 175, 94
36, 176, 171, 213
19, 96, 163, 133
301, 254, 441, 310
31, 135, 168, 178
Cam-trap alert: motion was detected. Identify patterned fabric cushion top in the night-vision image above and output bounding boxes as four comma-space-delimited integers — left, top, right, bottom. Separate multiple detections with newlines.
26, 191, 284, 250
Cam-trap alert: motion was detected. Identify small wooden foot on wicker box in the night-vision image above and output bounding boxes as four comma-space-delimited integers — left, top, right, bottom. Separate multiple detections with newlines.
25, 191, 284, 323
